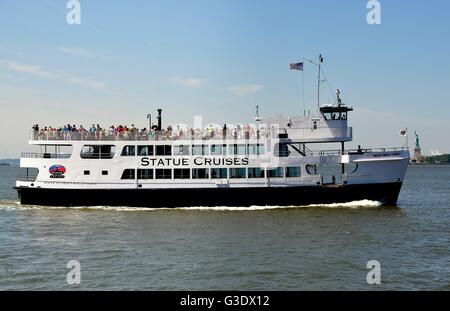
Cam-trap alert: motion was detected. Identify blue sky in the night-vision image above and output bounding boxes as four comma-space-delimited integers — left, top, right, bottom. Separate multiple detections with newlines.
1, 0, 449, 157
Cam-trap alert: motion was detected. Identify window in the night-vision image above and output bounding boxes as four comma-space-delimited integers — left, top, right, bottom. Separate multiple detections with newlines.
81, 145, 115, 159
210, 144, 226, 155
286, 167, 301, 178
229, 144, 247, 155
173, 145, 190, 156
248, 167, 264, 178
230, 168, 246, 179
306, 165, 317, 175
248, 144, 265, 155
323, 111, 347, 121
274, 143, 289, 157
121, 169, 135, 179
174, 168, 190, 179
156, 145, 172, 156
267, 167, 283, 178
137, 145, 154, 156
121, 145, 135, 156
192, 145, 208, 155
211, 168, 227, 179
137, 169, 153, 179
323, 112, 332, 121
102, 170, 108, 176
155, 169, 172, 179
192, 168, 209, 179
84, 170, 90, 175
346, 163, 358, 173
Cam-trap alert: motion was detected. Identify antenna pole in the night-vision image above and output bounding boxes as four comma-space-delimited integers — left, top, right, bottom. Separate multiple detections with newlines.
303, 55, 323, 112
317, 54, 322, 111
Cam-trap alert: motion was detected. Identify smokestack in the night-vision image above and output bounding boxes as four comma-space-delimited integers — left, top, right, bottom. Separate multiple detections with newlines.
157, 109, 162, 131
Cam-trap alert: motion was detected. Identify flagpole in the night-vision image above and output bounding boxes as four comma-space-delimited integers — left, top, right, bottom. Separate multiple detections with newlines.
406, 127, 408, 150
317, 56, 321, 111
302, 61, 305, 116
290, 61, 306, 115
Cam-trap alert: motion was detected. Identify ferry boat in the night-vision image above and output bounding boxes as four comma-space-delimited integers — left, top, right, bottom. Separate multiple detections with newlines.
15, 64, 410, 208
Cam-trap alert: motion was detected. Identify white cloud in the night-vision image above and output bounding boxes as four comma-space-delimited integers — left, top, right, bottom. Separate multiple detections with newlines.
64, 77, 107, 90
170, 77, 204, 88
0, 59, 107, 90
227, 84, 263, 96
59, 47, 95, 59
0, 59, 57, 78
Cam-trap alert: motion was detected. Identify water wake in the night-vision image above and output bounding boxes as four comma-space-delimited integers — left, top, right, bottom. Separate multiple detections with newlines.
0, 199, 381, 212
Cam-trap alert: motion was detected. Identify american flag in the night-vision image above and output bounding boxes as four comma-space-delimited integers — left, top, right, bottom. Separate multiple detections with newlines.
290, 62, 303, 71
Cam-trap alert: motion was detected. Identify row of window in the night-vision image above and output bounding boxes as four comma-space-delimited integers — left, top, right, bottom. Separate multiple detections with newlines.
82, 165, 358, 178
79, 144, 266, 158
121, 144, 266, 157
120, 167, 301, 180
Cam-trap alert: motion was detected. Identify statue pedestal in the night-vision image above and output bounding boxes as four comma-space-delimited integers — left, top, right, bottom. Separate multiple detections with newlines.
411, 147, 423, 163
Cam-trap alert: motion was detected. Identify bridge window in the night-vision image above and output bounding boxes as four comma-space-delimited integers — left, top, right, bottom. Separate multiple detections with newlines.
285, 167, 301, 178
137, 169, 153, 179
81, 145, 115, 159
121, 145, 136, 156
248, 167, 264, 178
174, 168, 190, 179
156, 145, 172, 156
155, 169, 172, 179
192, 168, 209, 179
211, 168, 227, 179
321, 107, 350, 121
230, 168, 246, 179
121, 169, 135, 180
138, 145, 154, 156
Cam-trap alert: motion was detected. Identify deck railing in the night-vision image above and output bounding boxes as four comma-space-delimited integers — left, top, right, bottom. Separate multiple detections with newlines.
286, 127, 352, 141
313, 147, 408, 156
29, 126, 352, 142
21, 152, 71, 159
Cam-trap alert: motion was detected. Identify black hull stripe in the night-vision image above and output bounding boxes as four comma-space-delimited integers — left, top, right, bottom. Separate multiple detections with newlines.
16, 183, 403, 207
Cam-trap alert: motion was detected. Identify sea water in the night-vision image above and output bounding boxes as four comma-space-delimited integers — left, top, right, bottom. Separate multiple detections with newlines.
0, 165, 449, 290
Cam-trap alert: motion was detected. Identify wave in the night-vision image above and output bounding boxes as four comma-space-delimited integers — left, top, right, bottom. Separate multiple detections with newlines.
0, 199, 381, 212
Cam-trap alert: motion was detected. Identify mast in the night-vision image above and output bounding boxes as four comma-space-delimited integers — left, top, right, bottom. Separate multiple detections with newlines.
317, 54, 323, 110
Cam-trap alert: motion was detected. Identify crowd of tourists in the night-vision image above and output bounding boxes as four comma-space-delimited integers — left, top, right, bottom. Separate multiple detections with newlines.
31, 123, 273, 141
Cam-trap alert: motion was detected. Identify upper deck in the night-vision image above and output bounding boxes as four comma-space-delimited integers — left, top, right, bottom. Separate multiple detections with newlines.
29, 119, 352, 144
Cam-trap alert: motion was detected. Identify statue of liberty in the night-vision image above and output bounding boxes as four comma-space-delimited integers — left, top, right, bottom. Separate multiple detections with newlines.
412, 131, 423, 163
414, 131, 420, 150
